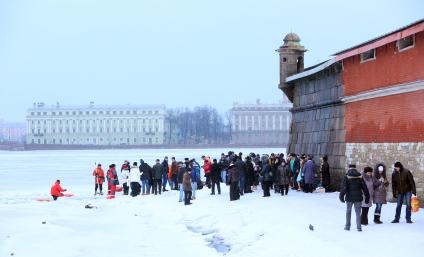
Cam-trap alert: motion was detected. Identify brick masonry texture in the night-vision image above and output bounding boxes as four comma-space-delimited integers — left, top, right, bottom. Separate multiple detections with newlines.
346, 142, 424, 203
342, 31, 424, 96
345, 90, 424, 143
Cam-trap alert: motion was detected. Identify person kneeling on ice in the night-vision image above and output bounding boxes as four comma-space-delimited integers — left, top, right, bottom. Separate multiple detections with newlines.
339, 165, 370, 232
107, 164, 119, 199
51, 179, 67, 201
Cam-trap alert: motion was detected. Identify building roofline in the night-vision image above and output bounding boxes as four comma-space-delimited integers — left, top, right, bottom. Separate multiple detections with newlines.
28, 104, 166, 111
334, 19, 424, 60
285, 58, 337, 83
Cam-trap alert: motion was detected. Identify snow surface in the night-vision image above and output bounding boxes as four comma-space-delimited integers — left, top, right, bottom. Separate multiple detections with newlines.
0, 148, 423, 257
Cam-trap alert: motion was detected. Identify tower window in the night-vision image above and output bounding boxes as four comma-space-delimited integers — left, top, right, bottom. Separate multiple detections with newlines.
282, 57, 287, 62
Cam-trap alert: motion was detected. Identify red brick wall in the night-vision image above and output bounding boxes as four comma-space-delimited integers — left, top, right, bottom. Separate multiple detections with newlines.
345, 90, 424, 143
342, 31, 424, 96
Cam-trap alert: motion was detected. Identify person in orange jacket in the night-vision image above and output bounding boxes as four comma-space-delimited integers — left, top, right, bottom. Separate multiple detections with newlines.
93, 163, 105, 195
50, 179, 67, 200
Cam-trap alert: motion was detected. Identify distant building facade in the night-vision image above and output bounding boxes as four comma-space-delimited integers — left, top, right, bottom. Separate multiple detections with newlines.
26, 103, 166, 145
278, 20, 424, 193
230, 99, 291, 146
0, 120, 27, 143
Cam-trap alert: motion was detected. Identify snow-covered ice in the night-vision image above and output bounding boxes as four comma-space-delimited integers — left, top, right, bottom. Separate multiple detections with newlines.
0, 148, 423, 257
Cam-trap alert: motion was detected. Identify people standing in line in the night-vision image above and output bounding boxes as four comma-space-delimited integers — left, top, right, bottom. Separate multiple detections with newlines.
339, 165, 370, 232
139, 159, 152, 195
50, 179, 67, 200
170, 157, 179, 190
391, 161, 416, 224
202, 156, 212, 188
210, 159, 221, 195
261, 155, 273, 197
191, 159, 201, 200
106, 164, 119, 198
228, 163, 240, 201
120, 160, 130, 195
129, 162, 141, 197
152, 159, 163, 195
320, 155, 331, 192
162, 156, 169, 192
93, 164, 105, 195
361, 167, 376, 225
177, 162, 186, 202
219, 154, 229, 184
244, 156, 255, 193
303, 155, 315, 193
276, 158, 291, 196
373, 163, 389, 224
183, 168, 193, 205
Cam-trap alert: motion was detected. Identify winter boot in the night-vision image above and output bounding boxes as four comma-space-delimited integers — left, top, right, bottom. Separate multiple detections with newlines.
374, 215, 383, 224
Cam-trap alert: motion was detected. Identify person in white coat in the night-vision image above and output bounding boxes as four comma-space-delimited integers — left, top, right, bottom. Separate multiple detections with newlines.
129, 162, 141, 197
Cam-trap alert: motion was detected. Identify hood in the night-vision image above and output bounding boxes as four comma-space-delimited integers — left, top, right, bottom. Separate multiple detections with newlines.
374, 163, 386, 179
346, 168, 362, 179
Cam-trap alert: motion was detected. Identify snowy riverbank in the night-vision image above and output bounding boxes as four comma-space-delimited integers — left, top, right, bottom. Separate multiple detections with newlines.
1, 148, 423, 257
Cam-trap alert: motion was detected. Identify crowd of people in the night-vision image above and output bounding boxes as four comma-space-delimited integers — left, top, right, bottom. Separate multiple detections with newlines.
51, 150, 418, 231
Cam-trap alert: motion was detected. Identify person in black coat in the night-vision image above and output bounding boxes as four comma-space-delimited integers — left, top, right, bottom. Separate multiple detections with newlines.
391, 161, 416, 223
210, 159, 221, 195
228, 163, 240, 201
339, 166, 370, 232
320, 155, 331, 192
244, 156, 255, 193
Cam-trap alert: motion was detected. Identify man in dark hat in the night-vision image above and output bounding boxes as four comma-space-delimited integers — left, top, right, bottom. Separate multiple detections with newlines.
391, 161, 416, 223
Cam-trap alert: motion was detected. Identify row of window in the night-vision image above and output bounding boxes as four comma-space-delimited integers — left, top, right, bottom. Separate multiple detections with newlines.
31, 127, 160, 134
30, 118, 161, 126
30, 110, 161, 116
360, 34, 415, 63
30, 137, 161, 144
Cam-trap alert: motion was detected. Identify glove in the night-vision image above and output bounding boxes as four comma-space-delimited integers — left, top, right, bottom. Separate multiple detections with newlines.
64, 189, 67, 192
393, 194, 397, 199
365, 199, 369, 204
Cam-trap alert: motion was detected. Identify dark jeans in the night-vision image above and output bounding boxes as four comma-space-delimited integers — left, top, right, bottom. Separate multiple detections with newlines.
230, 182, 239, 201
374, 203, 383, 215
130, 182, 141, 197
346, 201, 362, 230
279, 184, 289, 195
95, 183, 103, 193
123, 182, 129, 195
153, 179, 162, 195
211, 180, 221, 194
395, 192, 412, 221
263, 181, 272, 197
361, 207, 369, 225
239, 176, 245, 195
184, 190, 192, 205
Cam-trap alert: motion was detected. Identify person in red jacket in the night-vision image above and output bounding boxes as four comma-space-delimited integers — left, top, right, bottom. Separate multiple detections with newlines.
107, 164, 119, 198
202, 156, 212, 188
93, 164, 105, 195
50, 179, 67, 200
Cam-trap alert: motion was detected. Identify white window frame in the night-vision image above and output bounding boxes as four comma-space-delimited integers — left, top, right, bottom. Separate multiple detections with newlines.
360, 49, 376, 63
397, 34, 415, 52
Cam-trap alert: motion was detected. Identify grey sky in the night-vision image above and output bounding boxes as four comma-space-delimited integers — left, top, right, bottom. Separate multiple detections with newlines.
0, 0, 422, 122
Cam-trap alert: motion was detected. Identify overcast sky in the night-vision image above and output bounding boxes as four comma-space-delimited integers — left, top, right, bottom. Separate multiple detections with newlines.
0, 0, 422, 122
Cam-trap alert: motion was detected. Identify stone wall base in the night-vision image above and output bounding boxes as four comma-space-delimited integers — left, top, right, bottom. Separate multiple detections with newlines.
346, 142, 424, 203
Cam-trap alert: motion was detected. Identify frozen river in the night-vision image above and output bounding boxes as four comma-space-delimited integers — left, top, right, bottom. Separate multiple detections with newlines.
0, 147, 283, 194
